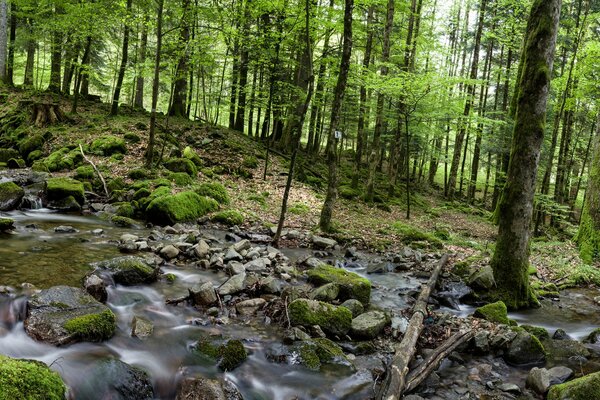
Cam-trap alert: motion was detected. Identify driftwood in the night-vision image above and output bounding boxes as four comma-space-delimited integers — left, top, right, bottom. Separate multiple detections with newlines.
79, 144, 109, 198
377, 254, 449, 400
405, 329, 474, 393
31, 102, 66, 127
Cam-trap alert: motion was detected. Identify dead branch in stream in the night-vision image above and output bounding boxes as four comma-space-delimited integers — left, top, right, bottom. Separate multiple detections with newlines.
79, 144, 109, 198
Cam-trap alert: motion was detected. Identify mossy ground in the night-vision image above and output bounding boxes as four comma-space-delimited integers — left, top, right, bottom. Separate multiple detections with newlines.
0, 355, 66, 400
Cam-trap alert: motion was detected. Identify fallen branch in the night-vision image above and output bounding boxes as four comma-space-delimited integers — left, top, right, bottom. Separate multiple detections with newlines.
376, 253, 449, 400
79, 144, 109, 198
405, 329, 474, 393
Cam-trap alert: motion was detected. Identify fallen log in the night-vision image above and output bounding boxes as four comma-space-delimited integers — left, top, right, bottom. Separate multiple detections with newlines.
405, 329, 474, 393
377, 253, 449, 400
79, 144, 109, 198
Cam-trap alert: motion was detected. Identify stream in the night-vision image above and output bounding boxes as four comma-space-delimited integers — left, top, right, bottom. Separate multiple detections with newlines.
1, 209, 600, 399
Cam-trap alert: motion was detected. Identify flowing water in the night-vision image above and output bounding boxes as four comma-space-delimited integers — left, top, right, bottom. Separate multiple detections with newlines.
2, 209, 600, 399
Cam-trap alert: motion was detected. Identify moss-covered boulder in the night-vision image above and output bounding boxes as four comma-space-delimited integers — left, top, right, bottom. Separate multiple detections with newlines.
522, 325, 550, 340
168, 172, 193, 186
6, 158, 25, 169
183, 146, 203, 167
296, 338, 352, 371
194, 338, 248, 372
111, 215, 137, 227
0, 181, 24, 210
0, 148, 20, 163
542, 338, 591, 367
504, 331, 546, 366
350, 310, 390, 339
19, 134, 44, 157
0, 355, 66, 400
288, 298, 352, 336
307, 264, 371, 305
27, 149, 44, 164
547, 371, 600, 400
24, 286, 116, 345
164, 158, 197, 176
46, 177, 85, 205
75, 165, 95, 180
193, 182, 230, 205
146, 191, 218, 225
138, 186, 170, 210
212, 209, 244, 226
44, 147, 82, 172
473, 301, 509, 325
90, 135, 127, 156
0, 218, 15, 232
92, 256, 158, 285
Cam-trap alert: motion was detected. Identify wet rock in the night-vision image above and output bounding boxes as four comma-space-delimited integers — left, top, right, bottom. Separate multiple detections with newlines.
472, 330, 490, 353
350, 310, 390, 339
498, 383, 521, 394
218, 274, 247, 296
232, 239, 251, 253
77, 359, 154, 400
489, 328, 517, 349
84, 274, 107, 303
547, 370, 600, 400
527, 366, 574, 395
303, 257, 322, 269
295, 337, 353, 371
226, 261, 245, 275
585, 328, 600, 344
307, 264, 371, 305
120, 233, 139, 242
367, 262, 394, 274
258, 276, 282, 295
473, 301, 509, 324
176, 377, 242, 400
193, 240, 210, 259
340, 299, 364, 318
118, 242, 138, 254
235, 298, 266, 315
310, 283, 340, 302
189, 282, 218, 306
505, 331, 546, 366
224, 248, 243, 262
288, 298, 352, 336
345, 247, 358, 259
131, 316, 153, 339
312, 235, 337, 249
543, 338, 590, 367
93, 256, 158, 286
54, 225, 78, 233
244, 257, 269, 273
25, 286, 116, 345
0, 181, 25, 211
160, 244, 179, 259
91, 228, 104, 235
553, 329, 570, 340
468, 265, 495, 290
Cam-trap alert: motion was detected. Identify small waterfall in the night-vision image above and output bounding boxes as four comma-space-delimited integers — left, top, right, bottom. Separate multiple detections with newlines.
21, 195, 44, 210
0, 296, 27, 330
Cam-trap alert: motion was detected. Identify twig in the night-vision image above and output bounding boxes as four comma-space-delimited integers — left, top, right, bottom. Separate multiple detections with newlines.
79, 144, 109, 198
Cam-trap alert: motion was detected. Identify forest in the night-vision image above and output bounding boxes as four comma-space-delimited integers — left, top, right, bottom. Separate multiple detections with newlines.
0, 0, 599, 398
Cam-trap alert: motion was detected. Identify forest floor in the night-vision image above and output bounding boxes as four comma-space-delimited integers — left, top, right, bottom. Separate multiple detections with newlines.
1, 88, 597, 290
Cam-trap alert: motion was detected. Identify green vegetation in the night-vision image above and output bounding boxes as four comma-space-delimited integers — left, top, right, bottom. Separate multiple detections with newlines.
146, 191, 218, 225
64, 309, 116, 341
288, 203, 310, 215
90, 135, 127, 156
288, 299, 352, 336
183, 146, 203, 167
193, 182, 230, 205
473, 301, 509, 325
163, 157, 197, 176
548, 372, 600, 400
0, 356, 66, 400
307, 264, 371, 305
46, 177, 85, 205
0, 218, 15, 231
212, 209, 244, 226
390, 221, 443, 248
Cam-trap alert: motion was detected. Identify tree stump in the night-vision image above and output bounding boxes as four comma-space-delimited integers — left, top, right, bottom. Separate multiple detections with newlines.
30, 102, 66, 127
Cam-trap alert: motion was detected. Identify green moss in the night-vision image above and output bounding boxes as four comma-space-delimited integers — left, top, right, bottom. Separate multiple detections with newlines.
0, 148, 20, 163
288, 299, 352, 336
195, 338, 221, 359
111, 215, 137, 227
64, 309, 116, 341
473, 301, 509, 325
242, 155, 258, 169
212, 209, 244, 226
6, 158, 25, 169
193, 182, 230, 205
128, 168, 148, 180
107, 177, 126, 192
164, 158, 197, 176
124, 133, 140, 143
521, 325, 549, 340
90, 135, 127, 156
299, 345, 321, 370
390, 222, 443, 249
44, 147, 82, 172
165, 273, 176, 283
548, 371, 600, 400
200, 167, 215, 178
27, 150, 43, 164
307, 264, 371, 305
168, 172, 193, 186
133, 187, 151, 201
289, 203, 310, 215
19, 134, 44, 157
115, 203, 134, 218
146, 191, 218, 225
218, 340, 247, 371
0, 218, 15, 231
339, 185, 361, 200
183, 146, 203, 167
0, 355, 66, 400
75, 165, 95, 180
298, 338, 348, 371
32, 160, 49, 172
46, 177, 85, 205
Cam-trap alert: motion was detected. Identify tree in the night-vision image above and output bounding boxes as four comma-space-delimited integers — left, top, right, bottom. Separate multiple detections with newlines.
319, 0, 353, 232
490, 0, 561, 309
146, 0, 164, 168
110, 0, 133, 116
0, 0, 7, 83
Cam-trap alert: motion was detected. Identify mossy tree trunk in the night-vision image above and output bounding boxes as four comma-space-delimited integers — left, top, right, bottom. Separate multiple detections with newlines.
110, 0, 133, 116
576, 112, 600, 264
490, 0, 561, 310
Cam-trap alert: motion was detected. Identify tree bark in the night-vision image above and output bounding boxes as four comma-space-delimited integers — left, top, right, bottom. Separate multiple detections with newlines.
48, 5, 64, 93
5, 1, 15, 86
170, 0, 191, 118
110, 0, 133, 116
147, 0, 164, 168
490, 0, 561, 310
134, 15, 149, 109
0, 0, 7, 84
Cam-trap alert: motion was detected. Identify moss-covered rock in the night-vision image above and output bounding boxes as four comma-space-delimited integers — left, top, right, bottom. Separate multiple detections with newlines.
92, 256, 157, 285
6, 158, 25, 169
505, 331, 546, 366
307, 264, 371, 305
111, 215, 137, 227
19, 134, 44, 157
27, 149, 43, 164
128, 168, 148, 180
133, 187, 151, 201
124, 132, 141, 143
183, 146, 203, 167
193, 182, 230, 205
522, 325, 550, 340
90, 135, 127, 156
0, 148, 20, 162
46, 177, 85, 205
339, 185, 361, 200
44, 147, 82, 172
547, 371, 600, 400
31, 159, 49, 172
64, 309, 116, 341
168, 172, 193, 186
212, 209, 244, 226
194, 338, 248, 372
390, 222, 444, 249
297, 338, 350, 371
0, 218, 15, 231
473, 301, 509, 325
115, 203, 135, 218
75, 165, 95, 180
164, 158, 197, 176
0, 181, 24, 211
139, 186, 170, 210
288, 298, 352, 336
0, 355, 66, 400
146, 191, 218, 225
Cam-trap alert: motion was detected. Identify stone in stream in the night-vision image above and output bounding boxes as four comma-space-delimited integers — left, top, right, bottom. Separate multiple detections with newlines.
244, 257, 269, 273
288, 298, 352, 336
527, 366, 574, 395
120, 233, 139, 242
92, 256, 159, 286
504, 331, 546, 366
340, 299, 364, 318
310, 283, 340, 302
295, 337, 353, 371
193, 239, 210, 259
25, 286, 116, 345
235, 298, 266, 316
224, 248, 243, 262
542, 338, 591, 367
226, 261, 245, 276
54, 225, 78, 233
189, 282, 218, 306
0, 217, 15, 232
307, 264, 371, 305
218, 273, 247, 296
0, 181, 25, 211
585, 328, 600, 344
131, 316, 153, 339
258, 276, 282, 295
0, 355, 66, 398
553, 328, 571, 340
468, 265, 496, 290
547, 370, 600, 400
312, 235, 337, 249
232, 239, 251, 252
84, 274, 108, 303
160, 244, 180, 259
350, 310, 390, 339
176, 377, 243, 400
473, 301, 509, 325
76, 359, 154, 400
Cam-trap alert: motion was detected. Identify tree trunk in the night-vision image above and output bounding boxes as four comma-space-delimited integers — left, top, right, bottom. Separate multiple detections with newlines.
490, 0, 561, 310
0, 0, 7, 84
234, 1, 251, 132
24, 27, 35, 88
48, 6, 63, 93
110, 0, 133, 116
5, 2, 15, 86
170, 0, 191, 118
319, 0, 353, 232
228, 40, 240, 129
134, 15, 149, 109
147, 0, 164, 168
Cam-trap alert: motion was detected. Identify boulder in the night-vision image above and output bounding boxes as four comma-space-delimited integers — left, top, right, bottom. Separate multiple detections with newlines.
473, 301, 509, 325
527, 366, 574, 395
504, 331, 546, 366
193, 240, 210, 259
312, 235, 337, 249
160, 244, 180, 259
0, 181, 24, 210
146, 191, 217, 226
164, 158, 197, 176
547, 370, 600, 400
76, 359, 153, 400
307, 264, 371, 305
340, 299, 364, 318
92, 256, 158, 286
176, 377, 242, 400
0, 355, 66, 399
45, 177, 85, 205
350, 310, 390, 339
0, 217, 15, 232
25, 286, 116, 345
310, 283, 340, 302
84, 274, 108, 303
218, 274, 247, 296
296, 337, 352, 371
235, 298, 266, 316
189, 282, 218, 306
288, 298, 352, 336
131, 316, 153, 339
90, 135, 127, 156
468, 265, 496, 290
543, 338, 591, 367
